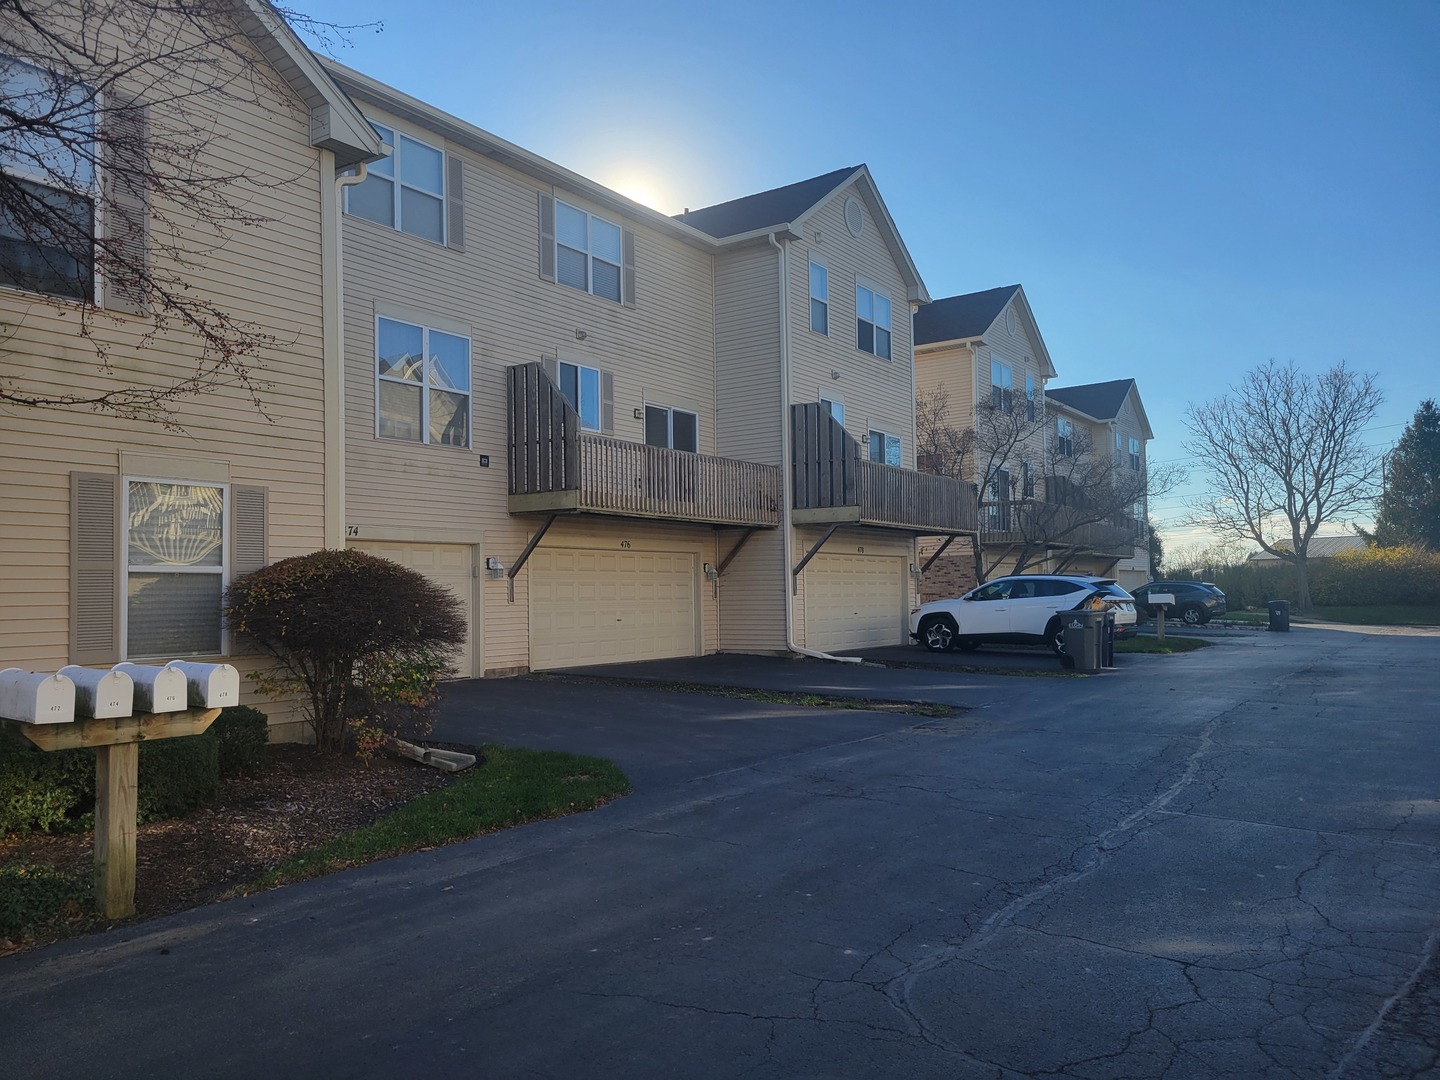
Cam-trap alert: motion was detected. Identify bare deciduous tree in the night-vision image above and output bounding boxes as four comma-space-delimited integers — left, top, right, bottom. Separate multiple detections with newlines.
1183, 360, 1384, 609
917, 386, 1181, 579
0, 0, 371, 427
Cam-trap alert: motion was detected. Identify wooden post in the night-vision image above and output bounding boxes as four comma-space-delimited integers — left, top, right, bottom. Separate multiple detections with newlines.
1156, 605, 1167, 641
94, 742, 139, 918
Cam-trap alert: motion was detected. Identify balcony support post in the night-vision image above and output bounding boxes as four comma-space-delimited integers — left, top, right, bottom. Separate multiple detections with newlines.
716, 528, 759, 576
919, 534, 959, 576
791, 523, 841, 595
508, 514, 558, 603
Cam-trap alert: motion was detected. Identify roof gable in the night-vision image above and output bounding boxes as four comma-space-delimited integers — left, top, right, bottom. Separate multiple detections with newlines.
1046, 379, 1153, 439
914, 284, 1056, 377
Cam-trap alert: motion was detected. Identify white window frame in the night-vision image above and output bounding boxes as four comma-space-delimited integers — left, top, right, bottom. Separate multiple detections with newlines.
820, 396, 845, 425
122, 478, 228, 660
555, 199, 623, 303
645, 404, 698, 452
375, 315, 472, 448
867, 428, 902, 467
809, 260, 828, 335
345, 121, 446, 244
1129, 436, 1142, 471
0, 55, 98, 301
991, 360, 1014, 413
1025, 375, 1036, 421
1056, 417, 1074, 457
558, 360, 604, 431
854, 277, 892, 360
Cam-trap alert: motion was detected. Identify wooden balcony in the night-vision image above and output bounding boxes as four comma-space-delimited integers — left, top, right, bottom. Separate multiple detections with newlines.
791, 403, 978, 534
978, 499, 1136, 557
506, 363, 780, 528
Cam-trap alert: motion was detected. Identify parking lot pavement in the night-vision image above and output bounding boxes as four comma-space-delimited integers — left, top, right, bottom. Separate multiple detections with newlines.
3, 624, 1437, 1079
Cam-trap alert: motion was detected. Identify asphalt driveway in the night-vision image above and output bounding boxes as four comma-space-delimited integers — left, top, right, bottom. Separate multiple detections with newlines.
2, 624, 1437, 1078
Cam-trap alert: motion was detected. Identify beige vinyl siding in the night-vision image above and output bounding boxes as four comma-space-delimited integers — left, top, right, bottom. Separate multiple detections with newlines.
789, 187, 914, 466
915, 342, 978, 480
717, 527, 787, 653
0, 28, 329, 740
340, 107, 719, 676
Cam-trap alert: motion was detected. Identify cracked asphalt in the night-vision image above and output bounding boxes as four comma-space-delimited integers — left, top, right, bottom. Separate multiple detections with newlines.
1, 624, 1437, 1078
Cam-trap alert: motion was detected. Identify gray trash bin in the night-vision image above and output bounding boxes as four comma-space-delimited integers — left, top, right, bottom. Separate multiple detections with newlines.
1267, 599, 1290, 632
1064, 609, 1107, 672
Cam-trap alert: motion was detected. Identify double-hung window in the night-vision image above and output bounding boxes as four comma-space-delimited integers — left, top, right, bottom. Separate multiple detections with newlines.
645, 405, 698, 453
0, 56, 96, 300
346, 122, 446, 244
809, 261, 828, 334
1020, 460, 1035, 498
1056, 417, 1074, 457
991, 361, 1013, 413
1129, 437, 1142, 471
558, 360, 603, 431
1025, 376, 1036, 421
125, 480, 226, 658
855, 279, 891, 360
376, 316, 471, 447
556, 200, 622, 303
867, 429, 902, 467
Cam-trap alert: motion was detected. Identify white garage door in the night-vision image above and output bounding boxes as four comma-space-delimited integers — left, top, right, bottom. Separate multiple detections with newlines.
530, 548, 697, 670
805, 554, 906, 652
349, 542, 474, 678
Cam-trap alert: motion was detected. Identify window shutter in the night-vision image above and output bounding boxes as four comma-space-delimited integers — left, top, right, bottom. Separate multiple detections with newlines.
71, 472, 121, 665
622, 228, 636, 308
231, 485, 268, 576
100, 98, 149, 316
446, 155, 465, 251
538, 193, 555, 281
600, 370, 614, 433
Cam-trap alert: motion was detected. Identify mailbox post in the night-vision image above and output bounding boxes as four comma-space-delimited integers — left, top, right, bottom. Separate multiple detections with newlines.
1148, 592, 1176, 641
0, 661, 237, 919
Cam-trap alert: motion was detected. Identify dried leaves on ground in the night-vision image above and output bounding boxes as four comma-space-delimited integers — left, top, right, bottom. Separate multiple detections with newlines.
1, 746, 455, 954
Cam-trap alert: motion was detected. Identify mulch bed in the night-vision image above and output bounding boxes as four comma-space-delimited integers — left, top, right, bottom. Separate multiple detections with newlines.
1, 745, 458, 954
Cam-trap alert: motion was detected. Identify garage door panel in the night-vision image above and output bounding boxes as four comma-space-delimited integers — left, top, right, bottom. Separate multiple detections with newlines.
530, 548, 697, 670
805, 554, 905, 652
349, 542, 474, 678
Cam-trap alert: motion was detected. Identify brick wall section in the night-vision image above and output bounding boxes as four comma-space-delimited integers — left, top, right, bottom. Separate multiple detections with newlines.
919, 537, 980, 602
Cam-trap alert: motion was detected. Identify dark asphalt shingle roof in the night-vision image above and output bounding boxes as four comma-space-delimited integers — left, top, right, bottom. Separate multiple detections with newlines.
912, 285, 1020, 345
675, 166, 862, 239
1044, 380, 1137, 421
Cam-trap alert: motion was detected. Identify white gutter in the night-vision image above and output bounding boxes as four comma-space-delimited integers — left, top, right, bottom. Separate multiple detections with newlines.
323, 162, 370, 548
769, 231, 861, 665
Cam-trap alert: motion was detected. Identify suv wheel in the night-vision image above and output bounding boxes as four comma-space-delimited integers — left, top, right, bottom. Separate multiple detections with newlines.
1045, 617, 1066, 657
1180, 604, 1206, 626
919, 615, 958, 652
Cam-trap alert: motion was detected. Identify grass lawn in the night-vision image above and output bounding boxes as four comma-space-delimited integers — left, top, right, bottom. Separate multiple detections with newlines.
243, 744, 629, 893
1115, 634, 1210, 654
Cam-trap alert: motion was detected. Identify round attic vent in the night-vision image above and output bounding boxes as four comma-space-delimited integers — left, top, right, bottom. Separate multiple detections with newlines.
844, 197, 863, 237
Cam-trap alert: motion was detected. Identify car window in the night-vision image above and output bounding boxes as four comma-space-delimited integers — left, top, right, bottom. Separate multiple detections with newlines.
970, 581, 1011, 601
1051, 581, 1086, 595
1096, 584, 1133, 599
1009, 580, 1036, 599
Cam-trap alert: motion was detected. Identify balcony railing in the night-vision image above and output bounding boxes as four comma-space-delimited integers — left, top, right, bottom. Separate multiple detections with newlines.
791, 403, 977, 533
978, 499, 1136, 556
506, 363, 780, 528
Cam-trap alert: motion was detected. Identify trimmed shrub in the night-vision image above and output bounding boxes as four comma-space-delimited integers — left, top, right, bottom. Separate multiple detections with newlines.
1309, 545, 1440, 607
0, 862, 92, 943
136, 734, 219, 824
213, 705, 270, 776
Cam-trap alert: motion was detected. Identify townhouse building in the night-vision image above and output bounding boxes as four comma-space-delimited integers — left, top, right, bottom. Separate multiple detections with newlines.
0, 2, 381, 739
324, 61, 977, 675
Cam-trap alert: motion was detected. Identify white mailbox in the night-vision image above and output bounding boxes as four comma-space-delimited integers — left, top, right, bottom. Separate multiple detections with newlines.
164, 661, 240, 708
1148, 593, 1176, 608
57, 665, 134, 720
0, 668, 76, 725
112, 662, 188, 714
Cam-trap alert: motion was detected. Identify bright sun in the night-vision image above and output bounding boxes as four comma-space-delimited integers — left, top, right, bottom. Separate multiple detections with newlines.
606, 169, 672, 214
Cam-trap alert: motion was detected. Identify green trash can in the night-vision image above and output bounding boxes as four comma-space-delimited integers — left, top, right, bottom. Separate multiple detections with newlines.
1064, 609, 1107, 672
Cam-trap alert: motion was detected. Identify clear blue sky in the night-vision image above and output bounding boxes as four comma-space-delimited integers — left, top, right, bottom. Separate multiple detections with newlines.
295, 0, 1439, 553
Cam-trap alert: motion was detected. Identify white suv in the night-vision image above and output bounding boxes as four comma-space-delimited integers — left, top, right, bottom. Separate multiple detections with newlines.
909, 575, 1137, 655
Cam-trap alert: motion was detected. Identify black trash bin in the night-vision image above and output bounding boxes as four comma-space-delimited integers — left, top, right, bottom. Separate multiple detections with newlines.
1267, 599, 1290, 632
1102, 611, 1116, 667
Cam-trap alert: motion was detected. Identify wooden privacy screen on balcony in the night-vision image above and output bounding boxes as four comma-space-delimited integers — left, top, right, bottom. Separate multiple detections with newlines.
507, 363, 780, 528
791, 403, 978, 533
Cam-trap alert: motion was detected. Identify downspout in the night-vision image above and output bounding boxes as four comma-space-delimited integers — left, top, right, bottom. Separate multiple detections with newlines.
769, 231, 861, 664
324, 160, 370, 548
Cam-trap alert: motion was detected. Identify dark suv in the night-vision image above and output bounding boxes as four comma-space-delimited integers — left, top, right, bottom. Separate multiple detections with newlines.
1131, 581, 1227, 626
